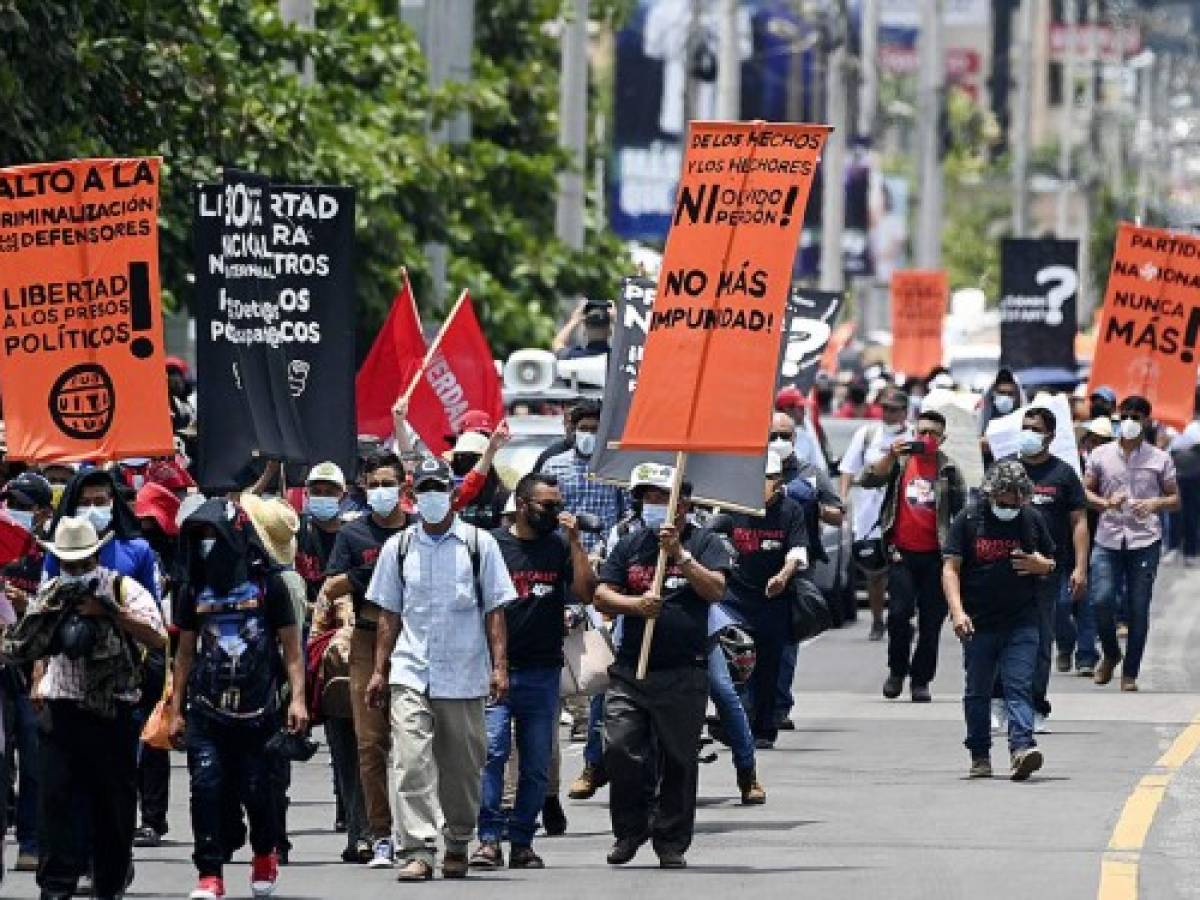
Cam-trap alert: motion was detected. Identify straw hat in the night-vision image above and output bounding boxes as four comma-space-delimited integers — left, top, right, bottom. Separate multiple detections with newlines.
240, 494, 299, 566
39, 515, 113, 563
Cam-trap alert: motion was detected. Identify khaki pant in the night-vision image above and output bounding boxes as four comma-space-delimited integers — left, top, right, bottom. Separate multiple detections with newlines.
391, 686, 486, 865
349, 626, 392, 838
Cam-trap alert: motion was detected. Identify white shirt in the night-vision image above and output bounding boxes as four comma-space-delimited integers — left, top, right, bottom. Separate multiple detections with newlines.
366, 518, 515, 699
840, 421, 912, 540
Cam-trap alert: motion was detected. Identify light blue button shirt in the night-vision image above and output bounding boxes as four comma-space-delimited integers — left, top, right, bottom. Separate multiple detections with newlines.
366, 519, 515, 699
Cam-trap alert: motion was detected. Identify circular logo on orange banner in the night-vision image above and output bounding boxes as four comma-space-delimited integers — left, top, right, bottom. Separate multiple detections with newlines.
48, 363, 116, 440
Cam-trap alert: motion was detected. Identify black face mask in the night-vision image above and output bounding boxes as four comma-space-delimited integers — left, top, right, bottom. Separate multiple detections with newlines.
451, 455, 480, 478
526, 504, 561, 536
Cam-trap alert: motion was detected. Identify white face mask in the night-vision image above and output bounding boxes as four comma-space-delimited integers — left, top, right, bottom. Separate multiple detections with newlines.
1119, 418, 1143, 442
416, 490, 452, 524
641, 502, 669, 531
367, 486, 400, 517
993, 394, 1016, 415
991, 504, 1020, 522
59, 569, 98, 588
80, 504, 113, 534
768, 437, 793, 458
1018, 429, 1046, 457
575, 432, 597, 457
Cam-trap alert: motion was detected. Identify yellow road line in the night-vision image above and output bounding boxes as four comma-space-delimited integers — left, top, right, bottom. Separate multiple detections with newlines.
1097, 714, 1200, 900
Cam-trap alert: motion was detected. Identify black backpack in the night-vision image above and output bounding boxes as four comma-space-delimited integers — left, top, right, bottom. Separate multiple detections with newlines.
188, 579, 282, 724
393, 524, 484, 607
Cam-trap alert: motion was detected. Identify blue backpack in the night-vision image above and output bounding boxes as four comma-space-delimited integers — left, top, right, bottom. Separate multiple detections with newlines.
189, 580, 282, 724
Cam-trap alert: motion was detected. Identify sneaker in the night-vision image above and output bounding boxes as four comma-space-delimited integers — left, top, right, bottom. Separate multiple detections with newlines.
14, 851, 37, 872
969, 756, 993, 778
133, 825, 161, 848
250, 852, 278, 898
1121, 677, 1139, 692
868, 621, 886, 641
1056, 651, 1072, 673
990, 699, 1008, 735
568, 764, 608, 800
1034, 712, 1050, 734
542, 795, 567, 836
658, 849, 687, 869
1010, 747, 1044, 781
754, 737, 775, 750
1094, 655, 1121, 686
1076, 662, 1095, 677
509, 846, 545, 869
737, 767, 767, 805
606, 835, 647, 866
190, 875, 226, 900
469, 841, 504, 869
882, 674, 904, 699
775, 716, 796, 731
367, 837, 395, 869
910, 683, 931, 703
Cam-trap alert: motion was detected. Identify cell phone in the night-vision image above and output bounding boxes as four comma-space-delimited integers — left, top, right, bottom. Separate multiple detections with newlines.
900, 439, 926, 455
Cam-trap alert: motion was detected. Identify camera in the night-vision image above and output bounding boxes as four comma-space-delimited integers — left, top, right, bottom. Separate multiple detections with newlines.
47, 579, 102, 661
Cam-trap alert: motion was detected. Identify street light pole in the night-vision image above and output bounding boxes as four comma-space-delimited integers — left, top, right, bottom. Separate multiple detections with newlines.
819, 2, 848, 293
915, 0, 943, 267
1056, 0, 1078, 237
1012, 0, 1034, 236
858, 0, 880, 141
555, 0, 589, 252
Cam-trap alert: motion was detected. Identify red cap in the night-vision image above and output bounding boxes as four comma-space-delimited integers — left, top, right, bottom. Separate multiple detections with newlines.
134, 482, 182, 537
165, 356, 190, 377
775, 386, 804, 411
458, 410, 493, 434
145, 457, 197, 493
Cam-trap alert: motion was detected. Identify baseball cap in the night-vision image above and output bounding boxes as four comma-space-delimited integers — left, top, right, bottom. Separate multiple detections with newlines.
306, 461, 347, 490
413, 456, 453, 490
1083, 416, 1114, 440
459, 410, 494, 434
775, 386, 804, 411
452, 431, 490, 456
1090, 386, 1117, 404
630, 462, 674, 496
165, 356, 190, 377
2, 472, 53, 509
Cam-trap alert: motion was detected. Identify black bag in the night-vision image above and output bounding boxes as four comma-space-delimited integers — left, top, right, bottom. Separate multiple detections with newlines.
851, 537, 887, 574
787, 577, 832, 643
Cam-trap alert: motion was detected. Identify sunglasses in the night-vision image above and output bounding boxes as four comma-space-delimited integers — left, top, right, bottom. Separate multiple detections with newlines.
768, 431, 793, 442
1119, 413, 1143, 422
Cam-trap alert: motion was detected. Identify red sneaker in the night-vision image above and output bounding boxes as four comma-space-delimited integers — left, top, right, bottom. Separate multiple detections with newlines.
250, 852, 278, 898
189, 875, 225, 900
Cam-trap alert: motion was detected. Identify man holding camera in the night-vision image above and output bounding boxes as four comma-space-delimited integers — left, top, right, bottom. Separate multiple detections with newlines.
552, 298, 612, 359
5, 515, 166, 900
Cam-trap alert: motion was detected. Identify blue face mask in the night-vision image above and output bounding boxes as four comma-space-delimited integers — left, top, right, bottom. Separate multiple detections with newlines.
367, 486, 400, 518
80, 504, 113, 534
991, 503, 1020, 522
1018, 429, 1046, 457
641, 503, 669, 531
305, 496, 340, 522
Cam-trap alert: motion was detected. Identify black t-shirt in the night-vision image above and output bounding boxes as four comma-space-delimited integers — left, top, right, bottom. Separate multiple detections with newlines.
175, 571, 297, 632
601, 525, 731, 672
945, 505, 1055, 631
326, 515, 408, 622
460, 485, 511, 532
296, 515, 341, 602
710, 496, 808, 609
1021, 456, 1085, 567
493, 528, 574, 670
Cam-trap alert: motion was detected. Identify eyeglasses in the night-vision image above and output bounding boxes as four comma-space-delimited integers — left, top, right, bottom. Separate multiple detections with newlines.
1119, 413, 1143, 422
768, 431, 793, 442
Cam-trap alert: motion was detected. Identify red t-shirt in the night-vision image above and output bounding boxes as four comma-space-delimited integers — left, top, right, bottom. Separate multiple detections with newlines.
892, 454, 939, 552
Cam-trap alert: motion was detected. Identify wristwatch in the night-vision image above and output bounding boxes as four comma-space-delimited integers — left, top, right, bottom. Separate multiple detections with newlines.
677, 549, 695, 566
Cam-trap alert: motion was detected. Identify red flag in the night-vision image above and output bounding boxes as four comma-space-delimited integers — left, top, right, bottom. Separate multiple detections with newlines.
355, 270, 426, 439
407, 290, 503, 455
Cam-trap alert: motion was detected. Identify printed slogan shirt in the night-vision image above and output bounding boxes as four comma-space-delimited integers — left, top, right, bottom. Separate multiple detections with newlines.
600, 523, 731, 673
492, 528, 575, 671
709, 495, 808, 615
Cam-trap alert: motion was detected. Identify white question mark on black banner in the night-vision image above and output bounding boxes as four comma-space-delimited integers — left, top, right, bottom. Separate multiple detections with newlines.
1036, 265, 1078, 328
781, 319, 833, 378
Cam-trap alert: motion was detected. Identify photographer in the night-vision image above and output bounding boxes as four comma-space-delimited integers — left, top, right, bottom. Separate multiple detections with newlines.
4, 515, 166, 900
553, 298, 613, 359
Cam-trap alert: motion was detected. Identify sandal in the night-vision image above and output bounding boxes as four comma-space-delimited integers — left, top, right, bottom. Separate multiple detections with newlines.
468, 842, 504, 870
395, 859, 433, 882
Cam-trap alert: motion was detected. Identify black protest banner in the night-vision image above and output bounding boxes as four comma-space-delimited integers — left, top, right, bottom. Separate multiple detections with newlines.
591, 276, 772, 514
999, 239, 1078, 371
782, 288, 843, 394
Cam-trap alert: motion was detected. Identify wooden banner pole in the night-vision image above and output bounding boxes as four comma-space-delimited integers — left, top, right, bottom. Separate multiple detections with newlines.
635, 449, 689, 680
396, 288, 468, 406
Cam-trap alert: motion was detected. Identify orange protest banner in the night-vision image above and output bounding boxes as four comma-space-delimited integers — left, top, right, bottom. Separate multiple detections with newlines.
0, 158, 174, 462
621, 121, 828, 454
1088, 222, 1200, 428
890, 269, 947, 378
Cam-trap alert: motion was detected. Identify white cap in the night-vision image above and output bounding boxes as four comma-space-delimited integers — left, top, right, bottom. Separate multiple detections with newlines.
1083, 416, 1114, 440
630, 461, 674, 494
306, 461, 346, 490
452, 431, 490, 456
765, 451, 783, 477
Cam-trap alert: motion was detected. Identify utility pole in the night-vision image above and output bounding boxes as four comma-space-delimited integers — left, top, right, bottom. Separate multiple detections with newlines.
1056, 0, 1078, 236
1078, 0, 1100, 322
1012, 0, 1034, 236
857, 0, 879, 141
400, 0, 475, 307
555, 0, 589, 252
915, 0, 943, 267
819, 1, 848, 293
715, 0, 740, 120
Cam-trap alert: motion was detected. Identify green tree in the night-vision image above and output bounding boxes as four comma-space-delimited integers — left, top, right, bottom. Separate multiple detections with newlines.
0, 0, 629, 357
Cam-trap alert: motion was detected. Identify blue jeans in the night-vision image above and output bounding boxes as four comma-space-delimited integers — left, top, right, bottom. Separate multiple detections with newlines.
1091, 542, 1161, 678
583, 693, 605, 767
1054, 568, 1098, 668
774, 641, 799, 723
963, 624, 1039, 756
478, 666, 560, 847
707, 644, 755, 771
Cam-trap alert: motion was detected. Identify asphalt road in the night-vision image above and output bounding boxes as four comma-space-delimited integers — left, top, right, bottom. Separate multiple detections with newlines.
8, 564, 1200, 899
